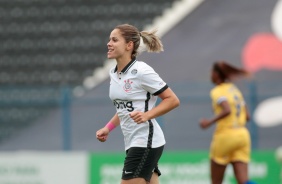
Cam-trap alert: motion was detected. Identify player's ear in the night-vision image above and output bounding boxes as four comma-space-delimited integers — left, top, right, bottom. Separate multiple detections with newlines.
126, 41, 134, 51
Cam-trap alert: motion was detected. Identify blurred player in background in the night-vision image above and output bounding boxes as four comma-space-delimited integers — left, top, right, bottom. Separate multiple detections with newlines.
199, 61, 255, 184
96, 24, 180, 184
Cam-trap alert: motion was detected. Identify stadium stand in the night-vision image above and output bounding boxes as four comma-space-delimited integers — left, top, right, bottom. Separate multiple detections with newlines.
0, 0, 179, 142
1, 0, 281, 153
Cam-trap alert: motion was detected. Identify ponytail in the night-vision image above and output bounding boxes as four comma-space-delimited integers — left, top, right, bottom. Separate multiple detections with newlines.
214, 61, 250, 81
140, 29, 164, 53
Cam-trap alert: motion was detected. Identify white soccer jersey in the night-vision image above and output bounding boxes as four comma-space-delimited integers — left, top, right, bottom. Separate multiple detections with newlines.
109, 59, 167, 150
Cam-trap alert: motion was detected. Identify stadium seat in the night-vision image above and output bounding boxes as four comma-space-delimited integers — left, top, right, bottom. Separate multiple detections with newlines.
0, 0, 179, 142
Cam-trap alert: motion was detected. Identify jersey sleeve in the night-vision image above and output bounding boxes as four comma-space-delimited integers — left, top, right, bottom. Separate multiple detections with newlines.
210, 87, 227, 104
140, 64, 168, 96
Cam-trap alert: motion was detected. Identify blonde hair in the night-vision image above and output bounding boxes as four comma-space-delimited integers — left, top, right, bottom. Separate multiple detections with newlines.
115, 24, 163, 59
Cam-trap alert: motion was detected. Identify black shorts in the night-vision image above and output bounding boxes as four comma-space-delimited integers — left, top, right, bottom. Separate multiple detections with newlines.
122, 145, 164, 182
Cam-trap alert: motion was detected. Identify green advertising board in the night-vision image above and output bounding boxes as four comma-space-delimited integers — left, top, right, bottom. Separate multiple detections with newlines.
90, 151, 280, 184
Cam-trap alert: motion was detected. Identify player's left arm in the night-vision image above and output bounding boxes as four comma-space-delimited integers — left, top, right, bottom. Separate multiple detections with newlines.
130, 88, 180, 124
149, 87, 180, 119
245, 104, 251, 122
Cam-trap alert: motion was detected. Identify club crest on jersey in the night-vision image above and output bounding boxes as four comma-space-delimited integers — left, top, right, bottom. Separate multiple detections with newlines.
131, 69, 138, 75
123, 79, 133, 92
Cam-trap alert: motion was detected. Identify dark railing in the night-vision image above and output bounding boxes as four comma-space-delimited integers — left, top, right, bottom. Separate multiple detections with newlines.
0, 80, 281, 151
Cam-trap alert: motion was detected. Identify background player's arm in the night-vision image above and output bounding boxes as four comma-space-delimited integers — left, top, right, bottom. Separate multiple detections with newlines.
96, 113, 120, 142
199, 100, 231, 129
245, 104, 251, 122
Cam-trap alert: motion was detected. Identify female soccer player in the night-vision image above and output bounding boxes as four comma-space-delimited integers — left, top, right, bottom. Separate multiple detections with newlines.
199, 61, 254, 184
96, 24, 180, 184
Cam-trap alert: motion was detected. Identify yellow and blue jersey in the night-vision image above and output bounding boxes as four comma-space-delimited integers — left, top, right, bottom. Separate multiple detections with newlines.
210, 82, 247, 133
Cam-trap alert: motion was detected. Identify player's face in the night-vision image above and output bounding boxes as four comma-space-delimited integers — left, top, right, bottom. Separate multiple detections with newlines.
107, 29, 128, 59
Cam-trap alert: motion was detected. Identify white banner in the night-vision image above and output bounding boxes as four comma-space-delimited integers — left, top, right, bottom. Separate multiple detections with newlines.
0, 152, 88, 184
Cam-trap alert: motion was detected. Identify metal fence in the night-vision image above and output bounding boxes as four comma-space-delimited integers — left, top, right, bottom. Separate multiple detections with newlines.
0, 80, 281, 151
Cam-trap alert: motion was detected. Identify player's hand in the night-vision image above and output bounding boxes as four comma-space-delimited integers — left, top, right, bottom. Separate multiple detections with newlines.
129, 111, 149, 124
199, 118, 212, 129
96, 127, 109, 142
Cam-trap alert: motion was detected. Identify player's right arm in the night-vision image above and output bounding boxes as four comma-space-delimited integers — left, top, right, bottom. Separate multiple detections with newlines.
96, 113, 120, 142
199, 87, 231, 129
199, 100, 231, 129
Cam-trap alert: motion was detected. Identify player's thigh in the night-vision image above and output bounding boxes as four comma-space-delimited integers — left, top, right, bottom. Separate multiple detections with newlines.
232, 161, 248, 184
210, 159, 227, 184
121, 178, 147, 184
121, 172, 159, 184
150, 172, 159, 184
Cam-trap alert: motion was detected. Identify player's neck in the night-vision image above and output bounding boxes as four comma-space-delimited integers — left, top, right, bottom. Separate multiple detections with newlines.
216, 80, 224, 85
116, 56, 132, 72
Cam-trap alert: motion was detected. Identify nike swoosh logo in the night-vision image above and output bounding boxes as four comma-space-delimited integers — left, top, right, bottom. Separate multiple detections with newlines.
124, 171, 132, 174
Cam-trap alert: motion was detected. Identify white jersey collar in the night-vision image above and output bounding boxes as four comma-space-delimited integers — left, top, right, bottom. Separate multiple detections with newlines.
114, 58, 137, 73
